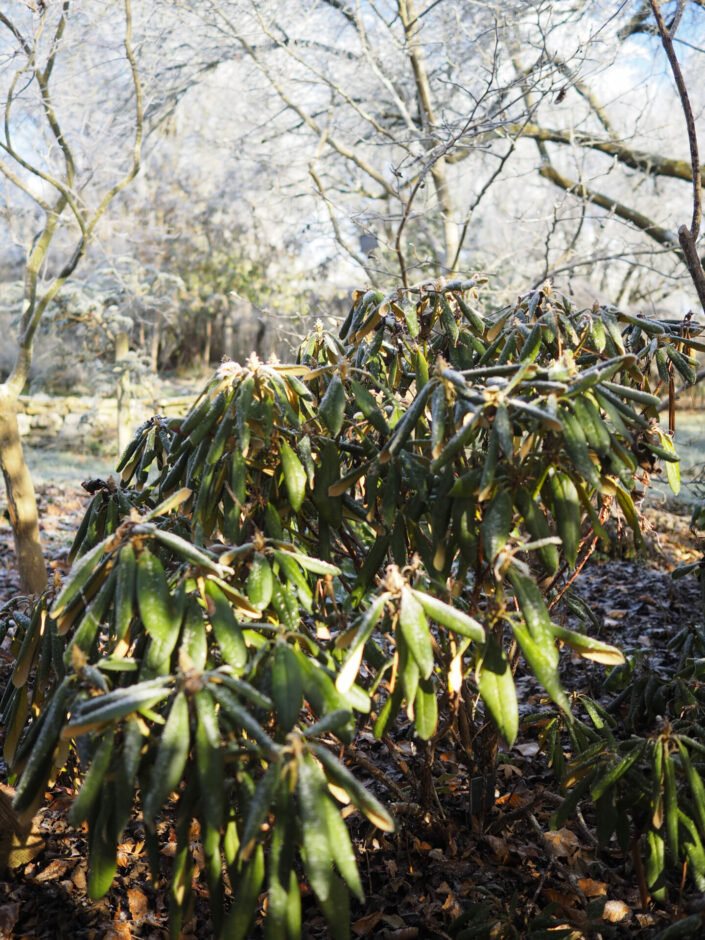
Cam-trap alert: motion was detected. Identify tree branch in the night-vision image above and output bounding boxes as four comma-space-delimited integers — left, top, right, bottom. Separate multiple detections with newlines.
538, 161, 681, 254
36, 2, 77, 187
208, 1, 396, 199
649, 0, 701, 238
308, 165, 375, 280
450, 141, 517, 273
6, 0, 143, 396
0, 11, 31, 56
552, 56, 618, 140
450, 123, 705, 184
1, 6, 85, 233
650, 0, 705, 312
397, 0, 458, 271
678, 225, 705, 311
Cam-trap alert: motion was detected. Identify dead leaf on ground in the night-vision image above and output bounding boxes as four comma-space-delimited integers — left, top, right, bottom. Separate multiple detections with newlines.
126, 887, 149, 921
72, 863, 87, 891
514, 741, 540, 757
0, 903, 20, 934
484, 834, 511, 863
33, 858, 70, 882
544, 828, 580, 857
352, 910, 385, 936
577, 877, 608, 897
103, 924, 131, 939
602, 899, 631, 923
541, 887, 584, 920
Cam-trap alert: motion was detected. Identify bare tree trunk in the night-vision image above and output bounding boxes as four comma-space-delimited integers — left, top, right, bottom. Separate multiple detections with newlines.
203, 318, 213, 369
0, 1, 143, 590
223, 304, 234, 360
0, 391, 47, 594
397, 0, 459, 274
150, 313, 161, 372
115, 330, 132, 459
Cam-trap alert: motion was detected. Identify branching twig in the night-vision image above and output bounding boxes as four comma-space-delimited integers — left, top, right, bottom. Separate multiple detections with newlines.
538, 162, 681, 255
343, 747, 408, 801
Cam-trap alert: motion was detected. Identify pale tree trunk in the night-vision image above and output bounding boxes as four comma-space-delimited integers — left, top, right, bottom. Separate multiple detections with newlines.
115, 331, 132, 458
0, 390, 47, 594
398, 0, 459, 275
223, 304, 234, 361
0, 0, 143, 593
150, 313, 161, 372
203, 318, 213, 369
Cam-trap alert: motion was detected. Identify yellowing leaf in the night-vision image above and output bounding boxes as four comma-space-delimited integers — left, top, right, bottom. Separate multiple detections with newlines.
550, 624, 625, 665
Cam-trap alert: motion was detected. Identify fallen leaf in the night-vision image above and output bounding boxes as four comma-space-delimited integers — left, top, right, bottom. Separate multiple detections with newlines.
577, 877, 608, 897
352, 911, 385, 936
72, 864, 87, 891
544, 828, 580, 857
514, 741, 540, 757
484, 834, 510, 863
542, 887, 582, 918
602, 899, 631, 923
0, 903, 20, 934
103, 924, 131, 939
127, 887, 149, 921
33, 858, 70, 882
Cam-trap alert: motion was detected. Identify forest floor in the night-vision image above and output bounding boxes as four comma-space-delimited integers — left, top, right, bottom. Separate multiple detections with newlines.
0, 423, 704, 938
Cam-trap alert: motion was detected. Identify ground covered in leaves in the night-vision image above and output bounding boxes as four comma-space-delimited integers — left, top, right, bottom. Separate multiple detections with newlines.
1, 479, 704, 939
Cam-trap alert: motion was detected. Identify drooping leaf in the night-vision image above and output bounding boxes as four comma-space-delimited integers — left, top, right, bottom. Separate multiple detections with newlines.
477, 634, 518, 747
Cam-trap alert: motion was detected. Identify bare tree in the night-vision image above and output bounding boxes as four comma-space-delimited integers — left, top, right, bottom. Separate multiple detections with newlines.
503, 0, 705, 306
191, 0, 577, 285
0, 0, 142, 592
177, 0, 702, 307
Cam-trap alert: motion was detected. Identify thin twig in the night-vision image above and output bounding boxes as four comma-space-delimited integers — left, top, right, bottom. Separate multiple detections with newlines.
343, 747, 408, 801
527, 813, 589, 908
658, 364, 705, 411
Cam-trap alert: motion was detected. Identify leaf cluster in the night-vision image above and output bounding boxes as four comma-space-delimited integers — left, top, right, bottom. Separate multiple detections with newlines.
0, 276, 692, 936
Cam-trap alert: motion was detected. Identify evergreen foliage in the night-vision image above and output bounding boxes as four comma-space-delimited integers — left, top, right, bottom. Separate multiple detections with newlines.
3, 277, 702, 936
